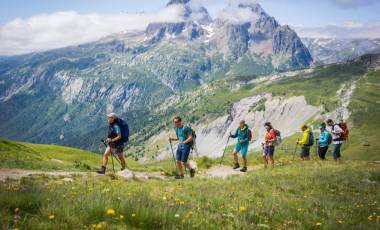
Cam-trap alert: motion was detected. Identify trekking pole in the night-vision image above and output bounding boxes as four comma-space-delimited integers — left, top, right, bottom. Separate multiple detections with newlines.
111, 152, 115, 174
101, 139, 117, 173
169, 140, 179, 175
219, 136, 231, 166
316, 139, 319, 159
292, 143, 299, 161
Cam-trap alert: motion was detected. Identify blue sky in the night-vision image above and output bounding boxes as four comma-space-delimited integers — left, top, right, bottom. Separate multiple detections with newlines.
0, 0, 379, 27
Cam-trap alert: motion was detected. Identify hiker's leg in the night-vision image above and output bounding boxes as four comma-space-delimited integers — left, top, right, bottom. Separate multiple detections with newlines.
176, 160, 183, 175
300, 147, 305, 161
269, 146, 275, 167
183, 145, 191, 170
242, 156, 247, 167
269, 155, 274, 167
233, 145, 240, 164
102, 147, 112, 167
118, 154, 126, 170
233, 152, 239, 163
176, 146, 184, 176
262, 147, 268, 167
305, 148, 310, 160
334, 144, 342, 162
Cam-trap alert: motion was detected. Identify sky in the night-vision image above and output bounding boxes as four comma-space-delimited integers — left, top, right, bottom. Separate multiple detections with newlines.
0, 0, 379, 55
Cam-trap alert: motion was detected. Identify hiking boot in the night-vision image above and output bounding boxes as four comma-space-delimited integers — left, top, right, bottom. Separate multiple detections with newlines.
240, 167, 247, 172
233, 163, 240, 170
190, 168, 196, 178
97, 166, 106, 174
175, 175, 184, 179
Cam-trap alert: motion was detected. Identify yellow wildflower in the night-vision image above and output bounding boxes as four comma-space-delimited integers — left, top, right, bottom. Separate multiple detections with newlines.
131, 213, 136, 217
239, 206, 247, 213
180, 201, 186, 205
106, 209, 116, 216
48, 214, 55, 220
119, 214, 125, 220
315, 222, 322, 227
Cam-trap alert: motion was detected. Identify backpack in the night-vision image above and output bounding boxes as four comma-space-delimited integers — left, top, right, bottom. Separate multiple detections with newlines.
273, 129, 282, 146
115, 118, 129, 143
305, 131, 314, 147
176, 125, 197, 149
338, 122, 349, 141
248, 129, 253, 142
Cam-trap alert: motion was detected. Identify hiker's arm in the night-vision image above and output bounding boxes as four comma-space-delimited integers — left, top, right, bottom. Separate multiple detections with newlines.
230, 129, 238, 138
181, 134, 193, 145
297, 132, 307, 145
111, 134, 121, 143
169, 136, 179, 141
332, 125, 343, 134
180, 128, 193, 144
108, 125, 122, 143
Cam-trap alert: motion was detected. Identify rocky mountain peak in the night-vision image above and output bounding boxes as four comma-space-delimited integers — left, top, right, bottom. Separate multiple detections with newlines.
167, 0, 191, 6
237, 2, 265, 15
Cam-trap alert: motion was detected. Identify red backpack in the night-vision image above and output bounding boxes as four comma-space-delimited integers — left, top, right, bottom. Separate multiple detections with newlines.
339, 122, 349, 141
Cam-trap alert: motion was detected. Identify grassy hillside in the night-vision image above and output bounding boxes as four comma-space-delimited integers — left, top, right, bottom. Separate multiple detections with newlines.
1, 161, 379, 229
344, 68, 380, 161
0, 138, 101, 171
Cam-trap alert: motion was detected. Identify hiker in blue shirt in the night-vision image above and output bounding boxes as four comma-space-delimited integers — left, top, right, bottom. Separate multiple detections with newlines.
318, 122, 330, 161
169, 116, 196, 179
230, 120, 251, 172
97, 113, 126, 174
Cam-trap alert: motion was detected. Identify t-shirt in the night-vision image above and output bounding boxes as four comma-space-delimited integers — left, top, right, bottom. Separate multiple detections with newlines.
232, 126, 250, 146
265, 129, 276, 147
108, 123, 122, 146
318, 130, 330, 148
176, 126, 192, 142
331, 125, 343, 144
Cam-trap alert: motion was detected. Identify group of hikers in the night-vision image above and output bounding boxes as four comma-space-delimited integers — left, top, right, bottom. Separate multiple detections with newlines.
97, 113, 349, 179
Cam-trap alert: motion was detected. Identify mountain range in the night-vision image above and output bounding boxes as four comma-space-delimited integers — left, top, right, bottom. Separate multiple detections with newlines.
0, 0, 379, 155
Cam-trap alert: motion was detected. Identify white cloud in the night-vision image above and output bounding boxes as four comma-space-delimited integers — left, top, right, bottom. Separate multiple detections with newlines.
294, 21, 380, 39
217, 0, 260, 24
0, 6, 185, 55
330, 0, 376, 8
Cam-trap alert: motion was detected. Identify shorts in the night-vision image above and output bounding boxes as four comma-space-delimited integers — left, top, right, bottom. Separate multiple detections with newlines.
318, 146, 328, 160
300, 146, 310, 158
108, 143, 124, 156
176, 144, 191, 163
333, 144, 341, 160
235, 143, 249, 157
264, 146, 275, 156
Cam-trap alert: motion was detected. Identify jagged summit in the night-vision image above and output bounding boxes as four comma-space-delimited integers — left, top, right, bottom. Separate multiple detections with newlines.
167, 0, 191, 6
238, 2, 263, 11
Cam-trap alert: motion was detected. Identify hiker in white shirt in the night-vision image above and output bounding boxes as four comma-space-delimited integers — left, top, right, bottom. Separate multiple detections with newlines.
327, 119, 343, 161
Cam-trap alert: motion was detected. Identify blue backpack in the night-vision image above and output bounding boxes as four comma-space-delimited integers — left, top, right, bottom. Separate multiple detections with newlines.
115, 118, 129, 143
306, 131, 314, 146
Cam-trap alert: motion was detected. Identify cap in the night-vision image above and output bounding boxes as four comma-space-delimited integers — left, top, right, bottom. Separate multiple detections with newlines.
107, 113, 117, 118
